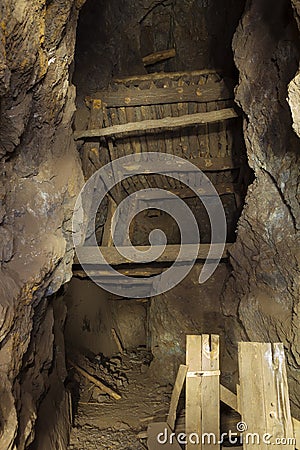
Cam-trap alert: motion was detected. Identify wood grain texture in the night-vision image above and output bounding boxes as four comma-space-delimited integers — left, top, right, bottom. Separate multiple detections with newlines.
74, 108, 239, 140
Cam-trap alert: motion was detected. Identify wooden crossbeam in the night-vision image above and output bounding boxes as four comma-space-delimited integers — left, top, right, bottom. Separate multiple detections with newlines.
113, 69, 219, 84
121, 156, 240, 173
74, 243, 232, 266
136, 182, 239, 200
94, 81, 234, 108
74, 108, 239, 140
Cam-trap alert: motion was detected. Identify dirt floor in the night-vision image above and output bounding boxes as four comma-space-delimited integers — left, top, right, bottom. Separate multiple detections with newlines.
67, 347, 241, 450
67, 348, 173, 450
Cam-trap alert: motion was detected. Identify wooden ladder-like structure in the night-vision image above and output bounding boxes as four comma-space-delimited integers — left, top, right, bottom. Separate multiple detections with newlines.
74, 70, 249, 281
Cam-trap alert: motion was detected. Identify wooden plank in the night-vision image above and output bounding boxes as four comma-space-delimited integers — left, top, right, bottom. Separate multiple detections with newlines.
201, 335, 220, 450
143, 48, 176, 66
102, 198, 117, 247
220, 385, 300, 449
186, 335, 202, 450
121, 156, 240, 173
72, 267, 164, 278
167, 364, 188, 430
74, 108, 239, 140
75, 243, 233, 266
113, 69, 219, 84
220, 384, 238, 411
96, 81, 233, 107
69, 361, 121, 400
102, 106, 125, 203
238, 342, 294, 450
136, 182, 239, 200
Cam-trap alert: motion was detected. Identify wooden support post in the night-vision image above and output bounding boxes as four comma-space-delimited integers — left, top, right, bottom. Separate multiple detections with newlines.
238, 342, 294, 450
186, 335, 220, 450
167, 364, 188, 431
186, 335, 203, 450
201, 335, 220, 450
102, 197, 117, 247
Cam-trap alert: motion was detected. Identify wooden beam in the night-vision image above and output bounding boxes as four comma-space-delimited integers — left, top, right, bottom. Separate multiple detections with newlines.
72, 267, 164, 278
93, 81, 234, 108
201, 334, 220, 450
73, 108, 239, 140
142, 48, 176, 66
167, 364, 188, 430
121, 156, 240, 173
113, 69, 219, 84
136, 183, 239, 200
220, 385, 238, 411
75, 243, 233, 266
186, 335, 202, 450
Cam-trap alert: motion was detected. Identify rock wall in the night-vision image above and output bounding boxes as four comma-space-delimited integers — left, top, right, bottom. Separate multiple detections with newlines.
223, 0, 300, 416
0, 1, 84, 448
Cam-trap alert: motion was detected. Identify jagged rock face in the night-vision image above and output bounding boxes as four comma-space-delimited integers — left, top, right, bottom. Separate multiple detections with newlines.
0, 1, 84, 448
223, 0, 300, 415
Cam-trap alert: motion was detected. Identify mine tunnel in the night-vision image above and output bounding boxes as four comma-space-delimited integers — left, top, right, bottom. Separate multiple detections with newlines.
0, 0, 300, 449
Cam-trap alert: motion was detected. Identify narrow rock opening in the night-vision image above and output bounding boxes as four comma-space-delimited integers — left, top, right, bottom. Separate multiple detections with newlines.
66, 1, 253, 448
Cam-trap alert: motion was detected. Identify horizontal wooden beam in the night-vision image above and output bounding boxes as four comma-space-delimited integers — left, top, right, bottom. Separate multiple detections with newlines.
74, 108, 239, 140
142, 48, 176, 66
73, 267, 163, 278
121, 156, 240, 174
113, 69, 219, 84
74, 243, 233, 266
136, 182, 239, 199
94, 81, 234, 108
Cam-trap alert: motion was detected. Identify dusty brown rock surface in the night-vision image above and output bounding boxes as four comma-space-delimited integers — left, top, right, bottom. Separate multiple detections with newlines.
0, 1, 84, 448
223, 0, 300, 416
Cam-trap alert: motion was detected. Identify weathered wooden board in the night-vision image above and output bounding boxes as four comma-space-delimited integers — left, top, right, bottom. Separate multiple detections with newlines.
74, 108, 239, 140
220, 384, 300, 450
201, 335, 220, 450
120, 156, 240, 173
220, 384, 238, 411
238, 342, 294, 450
167, 364, 188, 431
113, 69, 218, 84
143, 48, 176, 66
75, 243, 232, 266
186, 335, 203, 450
136, 182, 238, 200
95, 81, 233, 108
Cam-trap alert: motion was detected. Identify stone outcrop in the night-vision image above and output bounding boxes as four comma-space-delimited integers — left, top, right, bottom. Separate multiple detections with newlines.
0, 1, 84, 448
223, 0, 300, 416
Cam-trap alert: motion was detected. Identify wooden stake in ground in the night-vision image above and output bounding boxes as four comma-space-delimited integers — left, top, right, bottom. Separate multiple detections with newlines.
69, 361, 121, 400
